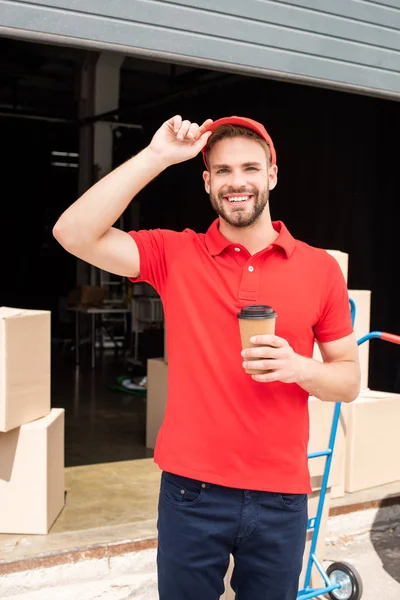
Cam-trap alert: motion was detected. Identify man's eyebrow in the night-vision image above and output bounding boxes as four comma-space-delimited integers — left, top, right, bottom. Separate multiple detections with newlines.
211, 161, 262, 170
242, 162, 262, 167
211, 164, 230, 170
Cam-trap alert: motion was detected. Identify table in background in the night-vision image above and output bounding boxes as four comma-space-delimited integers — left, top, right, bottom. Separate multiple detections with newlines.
68, 306, 131, 368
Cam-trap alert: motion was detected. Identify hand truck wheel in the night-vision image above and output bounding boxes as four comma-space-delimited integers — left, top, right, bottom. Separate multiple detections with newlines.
326, 561, 363, 600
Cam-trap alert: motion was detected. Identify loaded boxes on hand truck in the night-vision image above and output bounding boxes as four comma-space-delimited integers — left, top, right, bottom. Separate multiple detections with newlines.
0, 307, 65, 534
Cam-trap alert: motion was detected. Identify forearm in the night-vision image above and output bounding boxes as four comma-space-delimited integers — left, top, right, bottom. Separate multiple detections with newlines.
296, 356, 360, 403
53, 146, 168, 246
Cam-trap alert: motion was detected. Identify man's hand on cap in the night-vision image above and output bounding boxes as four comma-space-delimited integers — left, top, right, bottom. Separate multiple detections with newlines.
148, 115, 213, 168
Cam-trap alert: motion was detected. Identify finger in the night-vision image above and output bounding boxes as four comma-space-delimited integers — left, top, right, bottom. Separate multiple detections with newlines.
242, 359, 276, 371
251, 372, 277, 383
249, 334, 285, 346
177, 120, 192, 140
199, 118, 213, 132
241, 346, 277, 359
168, 115, 182, 133
187, 122, 199, 140
193, 130, 212, 152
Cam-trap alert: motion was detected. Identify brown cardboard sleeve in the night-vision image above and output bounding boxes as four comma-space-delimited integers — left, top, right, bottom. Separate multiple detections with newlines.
0, 408, 65, 534
0, 307, 51, 432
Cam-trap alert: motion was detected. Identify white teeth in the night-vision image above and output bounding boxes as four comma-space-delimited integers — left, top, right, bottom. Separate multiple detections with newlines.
228, 196, 250, 203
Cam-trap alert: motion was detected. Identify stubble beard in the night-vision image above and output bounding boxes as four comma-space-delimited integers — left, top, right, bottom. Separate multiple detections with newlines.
210, 185, 270, 229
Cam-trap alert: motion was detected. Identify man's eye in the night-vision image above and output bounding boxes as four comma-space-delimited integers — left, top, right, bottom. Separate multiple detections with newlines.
245, 167, 257, 171
217, 169, 228, 174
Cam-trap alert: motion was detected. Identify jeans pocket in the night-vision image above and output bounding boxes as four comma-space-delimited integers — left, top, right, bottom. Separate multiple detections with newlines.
278, 492, 308, 511
160, 472, 205, 507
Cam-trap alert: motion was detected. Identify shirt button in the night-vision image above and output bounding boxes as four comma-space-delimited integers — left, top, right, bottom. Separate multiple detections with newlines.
201, 483, 206, 488
234, 247, 241, 252
180, 489, 185, 495
248, 266, 254, 272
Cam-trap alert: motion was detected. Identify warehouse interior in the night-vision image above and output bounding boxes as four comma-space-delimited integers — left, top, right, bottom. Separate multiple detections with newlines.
1, 35, 399, 470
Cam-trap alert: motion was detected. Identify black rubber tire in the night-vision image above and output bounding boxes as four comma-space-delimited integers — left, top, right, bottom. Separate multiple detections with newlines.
326, 561, 363, 600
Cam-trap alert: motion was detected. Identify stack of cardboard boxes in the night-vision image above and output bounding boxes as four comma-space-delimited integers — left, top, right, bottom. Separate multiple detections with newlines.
312, 250, 400, 497
0, 307, 65, 535
306, 250, 400, 588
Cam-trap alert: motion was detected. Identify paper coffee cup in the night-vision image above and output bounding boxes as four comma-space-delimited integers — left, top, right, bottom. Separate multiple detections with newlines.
237, 305, 277, 375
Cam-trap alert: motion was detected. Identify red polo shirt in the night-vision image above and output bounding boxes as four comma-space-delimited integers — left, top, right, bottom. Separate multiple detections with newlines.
128, 220, 353, 493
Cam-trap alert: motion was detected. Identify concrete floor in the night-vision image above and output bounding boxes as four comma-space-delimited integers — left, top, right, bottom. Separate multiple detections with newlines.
0, 458, 160, 563
50, 345, 153, 468
325, 504, 400, 599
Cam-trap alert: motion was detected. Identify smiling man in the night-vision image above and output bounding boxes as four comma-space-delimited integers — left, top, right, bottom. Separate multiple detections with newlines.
53, 115, 361, 600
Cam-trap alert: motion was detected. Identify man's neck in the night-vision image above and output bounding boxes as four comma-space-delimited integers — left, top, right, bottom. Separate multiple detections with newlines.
218, 214, 279, 256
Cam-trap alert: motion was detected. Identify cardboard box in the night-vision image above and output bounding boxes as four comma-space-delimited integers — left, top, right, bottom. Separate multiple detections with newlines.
0, 408, 65, 534
344, 389, 400, 492
348, 290, 371, 390
308, 397, 345, 498
146, 358, 168, 449
0, 307, 51, 432
221, 488, 332, 598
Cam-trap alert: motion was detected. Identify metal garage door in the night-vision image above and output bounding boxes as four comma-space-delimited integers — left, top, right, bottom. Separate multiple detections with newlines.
0, 0, 399, 99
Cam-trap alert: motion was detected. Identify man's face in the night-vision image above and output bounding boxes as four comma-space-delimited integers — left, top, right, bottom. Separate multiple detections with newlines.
203, 136, 278, 228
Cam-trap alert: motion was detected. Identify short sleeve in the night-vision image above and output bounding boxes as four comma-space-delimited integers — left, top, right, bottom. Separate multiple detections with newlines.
314, 255, 354, 343
127, 229, 184, 297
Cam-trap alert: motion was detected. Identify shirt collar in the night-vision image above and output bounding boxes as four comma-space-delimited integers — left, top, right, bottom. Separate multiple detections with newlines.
205, 219, 296, 258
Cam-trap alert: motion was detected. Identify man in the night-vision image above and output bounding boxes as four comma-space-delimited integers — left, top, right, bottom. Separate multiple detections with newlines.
53, 115, 361, 600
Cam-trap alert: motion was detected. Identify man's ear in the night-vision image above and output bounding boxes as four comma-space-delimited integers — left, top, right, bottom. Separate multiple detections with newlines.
268, 164, 278, 191
203, 170, 211, 194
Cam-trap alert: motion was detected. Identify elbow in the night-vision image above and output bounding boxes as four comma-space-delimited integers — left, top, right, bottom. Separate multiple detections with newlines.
53, 220, 71, 249
53, 217, 82, 251
343, 369, 361, 404
343, 387, 360, 404
52, 220, 64, 243
339, 356, 362, 404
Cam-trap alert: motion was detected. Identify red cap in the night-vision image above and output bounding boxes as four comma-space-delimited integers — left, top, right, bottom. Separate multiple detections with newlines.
201, 116, 276, 169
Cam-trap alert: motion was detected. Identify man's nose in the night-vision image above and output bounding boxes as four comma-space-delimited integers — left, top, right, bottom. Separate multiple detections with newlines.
229, 169, 247, 189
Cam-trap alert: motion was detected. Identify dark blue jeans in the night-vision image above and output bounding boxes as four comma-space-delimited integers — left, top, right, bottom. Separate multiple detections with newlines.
157, 471, 308, 600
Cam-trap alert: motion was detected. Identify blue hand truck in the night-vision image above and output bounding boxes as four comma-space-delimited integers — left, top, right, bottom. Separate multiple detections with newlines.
297, 297, 400, 600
